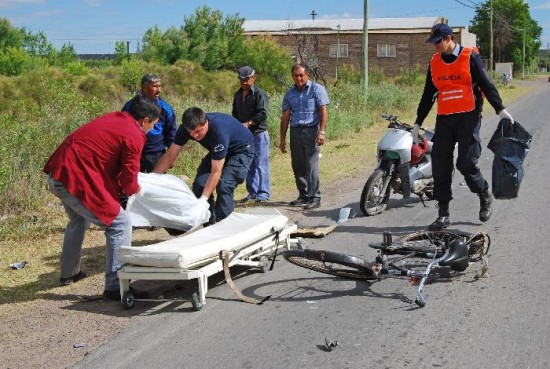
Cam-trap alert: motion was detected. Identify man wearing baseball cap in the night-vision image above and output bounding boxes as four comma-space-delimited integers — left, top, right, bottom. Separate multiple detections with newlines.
413, 22, 514, 231
232, 66, 271, 204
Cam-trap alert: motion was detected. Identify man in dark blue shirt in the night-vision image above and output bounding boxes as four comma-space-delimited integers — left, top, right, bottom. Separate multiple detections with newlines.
153, 107, 254, 222
122, 73, 177, 173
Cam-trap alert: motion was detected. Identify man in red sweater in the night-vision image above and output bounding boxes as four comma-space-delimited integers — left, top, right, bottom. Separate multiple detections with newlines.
43, 94, 161, 300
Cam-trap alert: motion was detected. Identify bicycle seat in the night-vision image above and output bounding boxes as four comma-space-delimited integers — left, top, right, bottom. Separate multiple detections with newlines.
438, 239, 469, 272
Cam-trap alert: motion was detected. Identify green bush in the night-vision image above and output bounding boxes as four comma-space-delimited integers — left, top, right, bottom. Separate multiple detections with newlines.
63, 61, 88, 76
120, 59, 145, 94
395, 66, 424, 87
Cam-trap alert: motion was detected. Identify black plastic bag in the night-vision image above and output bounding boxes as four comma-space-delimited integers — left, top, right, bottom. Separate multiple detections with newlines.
487, 119, 532, 199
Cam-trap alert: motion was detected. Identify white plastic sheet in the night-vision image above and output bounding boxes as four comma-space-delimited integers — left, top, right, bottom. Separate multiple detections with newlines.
126, 173, 210, 231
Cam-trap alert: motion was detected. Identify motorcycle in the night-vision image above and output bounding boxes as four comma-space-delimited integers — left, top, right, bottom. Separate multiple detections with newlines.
360, 114, 434, 216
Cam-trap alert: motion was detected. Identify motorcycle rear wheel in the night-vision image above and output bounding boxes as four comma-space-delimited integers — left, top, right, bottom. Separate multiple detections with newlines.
360, 169, 391, 216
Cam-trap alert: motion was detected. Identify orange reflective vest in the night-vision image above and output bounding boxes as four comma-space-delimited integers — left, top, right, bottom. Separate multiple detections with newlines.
430, 47, 476, 115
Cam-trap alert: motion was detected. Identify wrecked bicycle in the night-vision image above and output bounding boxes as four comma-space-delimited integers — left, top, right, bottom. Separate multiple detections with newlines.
283, 230, 491, 307
360, 114, 434, 216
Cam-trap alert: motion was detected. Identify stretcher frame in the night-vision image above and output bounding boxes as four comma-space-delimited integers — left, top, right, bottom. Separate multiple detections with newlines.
117, 213, 297, 311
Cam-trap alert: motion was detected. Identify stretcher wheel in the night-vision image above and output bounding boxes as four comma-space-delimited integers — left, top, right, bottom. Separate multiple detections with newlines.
259, 255, 270, 273
122, 292, 135, 310
191, 292, 203, 311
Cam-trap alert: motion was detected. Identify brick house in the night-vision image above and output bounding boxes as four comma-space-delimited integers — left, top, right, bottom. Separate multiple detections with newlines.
243, 17, 476, 78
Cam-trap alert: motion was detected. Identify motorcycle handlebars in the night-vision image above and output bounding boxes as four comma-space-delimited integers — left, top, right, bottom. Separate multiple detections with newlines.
382, 114, 413, 131
382, 114, 428, 133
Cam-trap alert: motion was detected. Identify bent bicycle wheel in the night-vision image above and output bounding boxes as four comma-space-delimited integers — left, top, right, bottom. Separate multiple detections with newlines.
283, 249, 378, 280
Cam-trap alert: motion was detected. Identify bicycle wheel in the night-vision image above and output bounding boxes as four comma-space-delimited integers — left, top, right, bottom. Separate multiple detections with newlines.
396, 230, 465, 254
283, 249, 378, 280
370, 230, 459, 255
465, 232, 491, 262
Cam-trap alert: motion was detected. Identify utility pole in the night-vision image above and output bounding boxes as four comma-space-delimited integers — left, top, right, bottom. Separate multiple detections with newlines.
361, 0, 369, 96
336, 24, 340, 81
522, 28, 525, 79
489, 0, 493, 76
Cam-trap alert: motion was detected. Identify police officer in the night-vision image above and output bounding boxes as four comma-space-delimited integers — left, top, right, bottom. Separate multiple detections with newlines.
414, 23, 514, 231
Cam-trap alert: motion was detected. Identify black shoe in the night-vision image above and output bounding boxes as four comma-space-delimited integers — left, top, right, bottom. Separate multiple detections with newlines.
60, 271, 87, 286
290, 197, 308, 206
238, 195, 255, 204
103, 287, 149, 301
428, 216, 450, 231
478, 190, 493, 222
303, 199, 321, 210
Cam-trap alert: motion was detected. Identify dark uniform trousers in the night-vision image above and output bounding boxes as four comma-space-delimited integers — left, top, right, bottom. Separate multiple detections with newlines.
431, 109, 489, 203
192, 145, 255, 221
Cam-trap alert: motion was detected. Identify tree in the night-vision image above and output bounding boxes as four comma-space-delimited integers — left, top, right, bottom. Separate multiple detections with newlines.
285, 26, 327, 85
238, 35, 293, 92
56, 43, 78, 65
114, 40, 128, 65
141, 25, 189, 65
470, 0, 542, 72
139, 6, 245, 70
0, 18, 23, 50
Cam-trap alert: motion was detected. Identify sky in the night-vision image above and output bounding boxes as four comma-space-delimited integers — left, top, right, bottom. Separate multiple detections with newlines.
1, 0, 550, 54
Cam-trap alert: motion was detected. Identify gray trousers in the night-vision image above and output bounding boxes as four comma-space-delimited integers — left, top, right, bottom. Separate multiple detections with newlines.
290, 126, 321, 200
47, 175, 131, 291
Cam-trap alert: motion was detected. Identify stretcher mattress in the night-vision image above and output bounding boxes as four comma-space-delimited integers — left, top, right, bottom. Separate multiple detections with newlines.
119, 212, 289, 269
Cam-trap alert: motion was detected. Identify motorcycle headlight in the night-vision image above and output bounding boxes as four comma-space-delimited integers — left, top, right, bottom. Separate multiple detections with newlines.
383, 150, 400, 159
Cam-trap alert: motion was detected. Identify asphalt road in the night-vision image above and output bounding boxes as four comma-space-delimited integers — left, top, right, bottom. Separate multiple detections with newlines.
73, 79, 550, 369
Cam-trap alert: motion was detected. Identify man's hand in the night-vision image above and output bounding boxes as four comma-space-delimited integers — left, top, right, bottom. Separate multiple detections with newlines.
279, 141, 287, 153
498, 109, 514, 124
412, 124, 420, 144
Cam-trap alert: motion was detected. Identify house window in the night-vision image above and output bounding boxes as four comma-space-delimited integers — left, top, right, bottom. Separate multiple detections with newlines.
329, 44, 348, 58
377, 44, 396, 58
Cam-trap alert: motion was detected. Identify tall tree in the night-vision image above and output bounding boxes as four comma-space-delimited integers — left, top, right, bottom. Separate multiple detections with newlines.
470, 0, 542, 71
183, 6, 244, 70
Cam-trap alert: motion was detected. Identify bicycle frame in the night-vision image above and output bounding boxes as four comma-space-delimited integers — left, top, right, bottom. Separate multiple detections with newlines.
375, 245, 448, 307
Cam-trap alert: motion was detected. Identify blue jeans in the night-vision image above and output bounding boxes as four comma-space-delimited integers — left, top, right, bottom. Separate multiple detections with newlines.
47, 175, 131, 291
192, 145, 254, 221
246, 131, 271, 201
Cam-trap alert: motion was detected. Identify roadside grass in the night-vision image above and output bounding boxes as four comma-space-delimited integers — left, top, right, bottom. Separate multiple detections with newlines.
0, 73, 532, 309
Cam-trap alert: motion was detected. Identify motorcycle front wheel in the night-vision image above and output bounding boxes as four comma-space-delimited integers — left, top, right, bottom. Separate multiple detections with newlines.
360, 169, 392, 216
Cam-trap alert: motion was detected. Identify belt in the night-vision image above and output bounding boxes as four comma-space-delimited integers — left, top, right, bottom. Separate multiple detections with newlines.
290, 124, 318, 129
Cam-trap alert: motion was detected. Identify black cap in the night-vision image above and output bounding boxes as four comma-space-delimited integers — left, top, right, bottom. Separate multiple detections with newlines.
237, 66, 255, 79
426, 23, 452, 44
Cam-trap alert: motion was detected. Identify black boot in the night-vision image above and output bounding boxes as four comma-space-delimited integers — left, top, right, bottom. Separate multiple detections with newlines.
478, 190, 493, 222
428, 201, 450, 231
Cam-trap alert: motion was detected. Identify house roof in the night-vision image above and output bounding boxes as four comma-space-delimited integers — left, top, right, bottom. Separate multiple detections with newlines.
243, 17, 455, 32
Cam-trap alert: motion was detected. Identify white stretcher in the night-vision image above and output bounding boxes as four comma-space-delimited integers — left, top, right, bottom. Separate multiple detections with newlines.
117, 209, 297, 310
